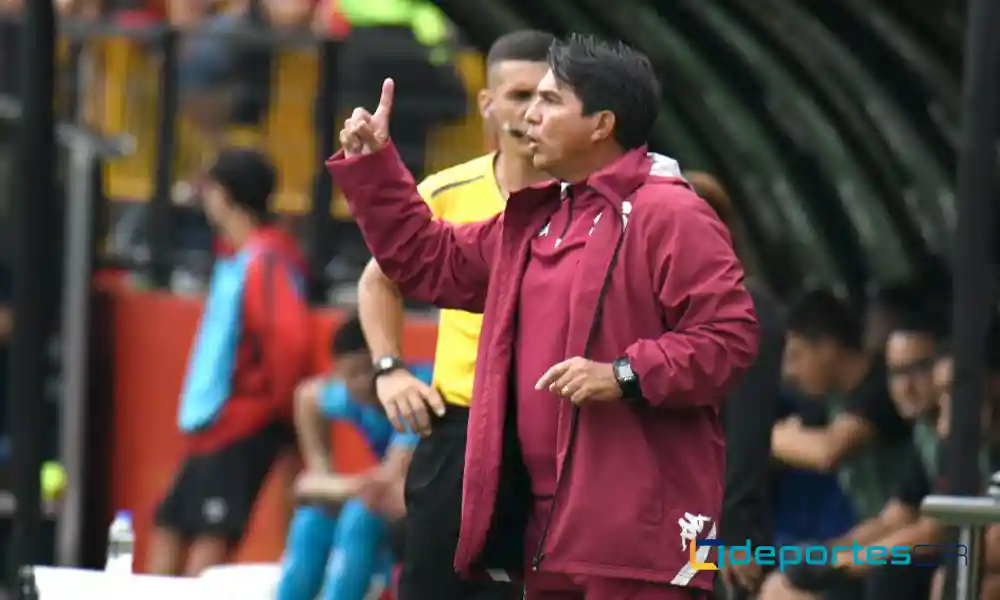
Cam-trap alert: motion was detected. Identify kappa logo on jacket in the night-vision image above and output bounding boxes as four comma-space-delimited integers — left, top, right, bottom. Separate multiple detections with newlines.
677, 512, 712, 551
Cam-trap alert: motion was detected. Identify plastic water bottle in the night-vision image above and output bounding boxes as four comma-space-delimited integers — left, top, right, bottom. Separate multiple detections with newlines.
105, 510, 135, 574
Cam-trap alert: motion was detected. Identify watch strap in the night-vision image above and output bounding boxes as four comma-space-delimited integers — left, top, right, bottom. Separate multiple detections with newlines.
373, 355, 407, 379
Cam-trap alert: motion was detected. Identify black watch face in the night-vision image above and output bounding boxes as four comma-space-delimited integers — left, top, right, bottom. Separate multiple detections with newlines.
615, 361, 635, 383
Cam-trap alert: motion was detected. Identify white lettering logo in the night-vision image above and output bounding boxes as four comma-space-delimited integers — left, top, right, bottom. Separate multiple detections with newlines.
538, 222, 550, 237
678, 513, 711, 551
589, 212, 603, 236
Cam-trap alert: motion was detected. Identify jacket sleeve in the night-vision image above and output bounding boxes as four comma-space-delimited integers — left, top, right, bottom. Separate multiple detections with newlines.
624, 185, 760, 409
244, 256, 313, 417
326, 143, 498, 313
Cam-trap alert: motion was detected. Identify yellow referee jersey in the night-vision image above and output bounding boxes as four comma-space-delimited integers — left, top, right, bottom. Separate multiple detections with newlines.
416, 154, 504, 408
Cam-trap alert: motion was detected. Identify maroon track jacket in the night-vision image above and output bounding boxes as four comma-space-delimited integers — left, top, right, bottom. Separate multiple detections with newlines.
327, 143, 759, 593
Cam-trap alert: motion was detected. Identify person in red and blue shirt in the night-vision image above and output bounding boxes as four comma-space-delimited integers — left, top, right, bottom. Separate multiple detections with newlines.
148, 148, 312, 576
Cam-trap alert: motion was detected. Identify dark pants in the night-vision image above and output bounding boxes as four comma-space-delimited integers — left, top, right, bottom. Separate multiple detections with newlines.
399, 406, 519, 600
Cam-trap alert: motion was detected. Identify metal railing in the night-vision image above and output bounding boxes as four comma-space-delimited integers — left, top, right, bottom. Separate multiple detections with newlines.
920, 495, 1000, 600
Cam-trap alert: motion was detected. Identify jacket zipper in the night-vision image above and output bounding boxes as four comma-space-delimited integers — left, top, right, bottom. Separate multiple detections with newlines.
554, 188, 575, 248
531, 194, 629, 571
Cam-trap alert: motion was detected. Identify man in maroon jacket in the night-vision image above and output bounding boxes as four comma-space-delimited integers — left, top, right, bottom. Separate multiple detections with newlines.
331, 34, 759, 600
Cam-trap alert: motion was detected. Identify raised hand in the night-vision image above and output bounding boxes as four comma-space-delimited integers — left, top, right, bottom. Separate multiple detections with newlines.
340, 78, 395, 158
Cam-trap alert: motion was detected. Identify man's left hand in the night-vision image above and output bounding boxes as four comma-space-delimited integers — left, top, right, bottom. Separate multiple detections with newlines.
536, 357, 622, 405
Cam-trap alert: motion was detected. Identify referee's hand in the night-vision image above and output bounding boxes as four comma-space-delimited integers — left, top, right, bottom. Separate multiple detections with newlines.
340, 78, 394, 158
376, 369, 445, 436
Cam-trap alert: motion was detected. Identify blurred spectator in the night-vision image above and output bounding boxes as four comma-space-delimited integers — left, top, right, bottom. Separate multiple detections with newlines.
172, 0, 247, 144
276, 317, 421, 600
320, 0, 466, 290
767, 289, 913, 597
769, 392, 858, 546
773, 290, 912, 512
761, 308, 948, 600
863, 265, 950, 356
332, 0, 464, 179
55, 0, 103, 19
689, 171, 784, 598
147, 148, 311, 575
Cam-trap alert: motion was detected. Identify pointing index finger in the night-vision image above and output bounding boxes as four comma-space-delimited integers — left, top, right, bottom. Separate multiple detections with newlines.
374, 78, 395, 119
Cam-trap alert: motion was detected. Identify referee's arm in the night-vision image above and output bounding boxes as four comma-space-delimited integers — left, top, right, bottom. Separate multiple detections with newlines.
357, 176, 445, 360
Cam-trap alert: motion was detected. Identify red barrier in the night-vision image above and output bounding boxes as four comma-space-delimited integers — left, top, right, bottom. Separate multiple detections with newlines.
100, 282, 438, 569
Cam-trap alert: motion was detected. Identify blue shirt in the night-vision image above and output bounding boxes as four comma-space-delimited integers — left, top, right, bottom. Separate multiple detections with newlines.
318, 363, 432, 458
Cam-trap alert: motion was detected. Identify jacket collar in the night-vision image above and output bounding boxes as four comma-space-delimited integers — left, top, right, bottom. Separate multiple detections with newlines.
508, 146, 685, 213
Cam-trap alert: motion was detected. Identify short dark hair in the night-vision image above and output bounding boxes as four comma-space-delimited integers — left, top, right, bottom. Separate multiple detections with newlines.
788, 288, 863, 350
888, 304, 949, 341
331, 316, 368, 357
207, 147, 276, 221
546, 34, 661, 150
487, 30, 556, 68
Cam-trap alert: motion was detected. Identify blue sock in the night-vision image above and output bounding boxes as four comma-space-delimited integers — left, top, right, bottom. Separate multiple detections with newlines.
275, 506, 338, 600
321, 499, 387, 600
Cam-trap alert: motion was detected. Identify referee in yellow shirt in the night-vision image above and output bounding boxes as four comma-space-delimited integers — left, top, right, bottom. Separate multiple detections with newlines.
357, 30, 554, 600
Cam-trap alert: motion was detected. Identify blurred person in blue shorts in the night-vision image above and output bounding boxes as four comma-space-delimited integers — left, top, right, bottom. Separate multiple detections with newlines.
276, 316, 427, 600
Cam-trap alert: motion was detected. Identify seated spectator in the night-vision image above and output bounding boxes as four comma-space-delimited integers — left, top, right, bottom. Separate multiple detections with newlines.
766, 290, 913, 598
762, 306, 948, 600
772, 289, 912, 508
769, 391, 858, 548
276, 317, 422, 600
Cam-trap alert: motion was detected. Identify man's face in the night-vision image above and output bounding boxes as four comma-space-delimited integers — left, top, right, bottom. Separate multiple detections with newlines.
885, 331, 938, 419
524, 70, 614, 178
782, 334, 839, 396
202, 180, 232, 229
332, 351, 376, 404
480, 60, 549, 157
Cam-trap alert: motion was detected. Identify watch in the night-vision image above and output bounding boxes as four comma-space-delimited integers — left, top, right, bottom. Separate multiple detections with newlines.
612, 356, 643, 404
373, 355, 407, 379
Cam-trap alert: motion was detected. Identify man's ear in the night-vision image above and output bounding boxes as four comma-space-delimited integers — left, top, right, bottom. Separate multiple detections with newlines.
477, 89, 493, 120
589, 110, 617, 144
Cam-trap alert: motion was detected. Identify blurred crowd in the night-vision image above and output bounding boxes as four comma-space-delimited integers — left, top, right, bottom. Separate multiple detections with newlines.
756, 277, 1000, 600
0, 0, 472, 300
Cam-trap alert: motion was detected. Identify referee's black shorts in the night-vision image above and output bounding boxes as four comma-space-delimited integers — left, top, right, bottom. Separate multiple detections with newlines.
398, 406, 520, 600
